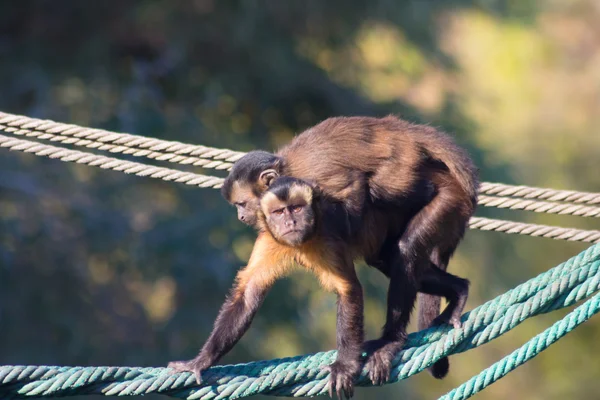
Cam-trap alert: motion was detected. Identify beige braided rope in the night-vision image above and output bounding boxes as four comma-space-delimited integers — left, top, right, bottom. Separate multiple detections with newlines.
2, 133, 599, 244
0, 124, 235, 171
0, 134, 224, 189
0, 112, 244, 170
478, 195, 600, 218
1, 111, 599, 209
469, 217, 600, 243
479, 182, 600, 205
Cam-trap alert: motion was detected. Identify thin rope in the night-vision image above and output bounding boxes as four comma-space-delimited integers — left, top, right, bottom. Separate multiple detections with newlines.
2, 112, 599, 208
478, 195, 600, 218
0, 134, 224, 189
3, 133, 600, 244
1, 124, 235, 170
469, 217, 600, 243
0, 112, 245, 168
1, 243, 598, 399
479, 182, 600, 205
8, 120, 600, 220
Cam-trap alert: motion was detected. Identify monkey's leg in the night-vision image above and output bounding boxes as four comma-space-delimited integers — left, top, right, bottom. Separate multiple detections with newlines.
364, 250, 419, 385
418, 264, 470, 329
168, 235, 291, 384
323, 272, 364, 399
397, 182, 472, 379
417, 248, 455, 378
418, 248, 451, 331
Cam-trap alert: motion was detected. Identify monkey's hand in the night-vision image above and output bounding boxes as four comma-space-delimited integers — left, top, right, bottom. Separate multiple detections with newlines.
323, 359, 360, 399
167, 358, 210, 384
363, 339, 404, 386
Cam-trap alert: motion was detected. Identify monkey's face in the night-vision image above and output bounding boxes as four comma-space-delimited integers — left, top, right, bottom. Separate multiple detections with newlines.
260, 183, 316, 247
228, 182, 261, 226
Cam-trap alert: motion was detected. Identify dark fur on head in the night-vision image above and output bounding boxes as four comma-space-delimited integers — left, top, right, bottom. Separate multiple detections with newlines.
221, 151, 282, 201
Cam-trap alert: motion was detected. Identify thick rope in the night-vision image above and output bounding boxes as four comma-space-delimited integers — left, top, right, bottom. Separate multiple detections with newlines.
469, 217, 600, 243
1, 244, 599, 399
439, 292, 600, 400
478, 195, 600, 218
3, 133, 600, 244
0, 134, 224, 189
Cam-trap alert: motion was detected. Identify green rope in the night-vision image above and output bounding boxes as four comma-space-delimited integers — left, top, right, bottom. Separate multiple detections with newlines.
1, 243, 599, 399
439, 292, 600, 399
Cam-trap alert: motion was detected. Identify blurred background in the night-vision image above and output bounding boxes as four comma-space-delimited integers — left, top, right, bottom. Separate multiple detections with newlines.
0, 1, 599, 399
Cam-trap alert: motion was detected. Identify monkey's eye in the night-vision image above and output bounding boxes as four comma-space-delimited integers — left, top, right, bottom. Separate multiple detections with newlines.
235, 202, 247, 208
291, 205, 303, 213
272, 208, 285, 216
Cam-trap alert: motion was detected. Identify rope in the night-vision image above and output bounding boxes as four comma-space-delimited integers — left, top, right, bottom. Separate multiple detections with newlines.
1, 243, 599, 399
3, 133, 600, 244
478, 195, 600, 218
479, 182, 600, 205
0, 112, 245, 170
439, 292, 600, 400
2, 112, 599, 209
469, 217, 600, 243
1, 124, 236, 170
0, 134, 224, 189
2, 112, 600, 398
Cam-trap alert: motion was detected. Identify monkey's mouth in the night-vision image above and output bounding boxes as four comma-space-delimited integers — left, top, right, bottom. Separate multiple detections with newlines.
282, 230, 302, 236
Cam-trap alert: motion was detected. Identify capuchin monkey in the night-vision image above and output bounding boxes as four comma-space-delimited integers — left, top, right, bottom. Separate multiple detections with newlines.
169, 177, 470, 399
169, 116, 478, 397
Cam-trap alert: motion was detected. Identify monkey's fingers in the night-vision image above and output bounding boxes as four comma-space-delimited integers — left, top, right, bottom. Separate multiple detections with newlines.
431, 314, 462, 330
167, 360, 205, 384
365, 352, 391, 385
323, 361, 357, 399
450, 318, 462, 330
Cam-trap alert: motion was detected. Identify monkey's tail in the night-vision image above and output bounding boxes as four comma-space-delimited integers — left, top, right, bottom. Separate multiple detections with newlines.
418, 131, 480, 207
417, 293, 450, 379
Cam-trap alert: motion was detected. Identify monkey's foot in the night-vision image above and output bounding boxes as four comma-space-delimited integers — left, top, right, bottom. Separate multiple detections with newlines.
363, 339, 404, 386
167, 359, 208, 384
323, 359, 360, 399
432, 313, 462, 330
429, 357, 450, 379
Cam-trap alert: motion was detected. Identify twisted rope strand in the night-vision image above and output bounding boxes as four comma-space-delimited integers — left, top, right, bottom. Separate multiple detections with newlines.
478, 195, 600, 218
479, 182, 600, 205
1, 124, 235, 171
2, 112, 600, 208
3, 133, 599, 244
439, 293, 600, 400
1, 244, 598, 399
468, 217, 600, 243
0, 134, 225, 189
0, 112, 245, 165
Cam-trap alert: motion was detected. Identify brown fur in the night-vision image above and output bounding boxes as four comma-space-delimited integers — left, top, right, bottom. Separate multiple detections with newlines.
181, 116, 479, 393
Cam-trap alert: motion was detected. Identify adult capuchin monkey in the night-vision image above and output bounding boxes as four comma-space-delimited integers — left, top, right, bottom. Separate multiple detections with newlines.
168, 116, 478, 397
170, 176, 470, 399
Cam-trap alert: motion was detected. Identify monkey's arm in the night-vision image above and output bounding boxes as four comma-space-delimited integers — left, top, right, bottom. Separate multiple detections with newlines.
319, 266, 365, 399
168, 234, 292, 383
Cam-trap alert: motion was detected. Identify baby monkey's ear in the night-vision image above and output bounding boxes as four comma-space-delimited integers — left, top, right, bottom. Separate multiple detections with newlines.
259, 169, 279, 189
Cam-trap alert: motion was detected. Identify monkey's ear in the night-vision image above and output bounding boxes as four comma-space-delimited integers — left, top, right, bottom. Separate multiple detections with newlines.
259, 169, 279, 188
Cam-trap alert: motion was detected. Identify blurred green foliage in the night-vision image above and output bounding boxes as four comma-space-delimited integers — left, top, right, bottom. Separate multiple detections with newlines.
0, 1, 599, 399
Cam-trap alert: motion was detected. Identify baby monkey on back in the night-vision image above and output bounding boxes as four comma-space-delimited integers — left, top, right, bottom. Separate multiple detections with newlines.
169, 116, 478, 398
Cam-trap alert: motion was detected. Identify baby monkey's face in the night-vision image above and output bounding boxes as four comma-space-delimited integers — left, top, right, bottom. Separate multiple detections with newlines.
228, 181, 261, 227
